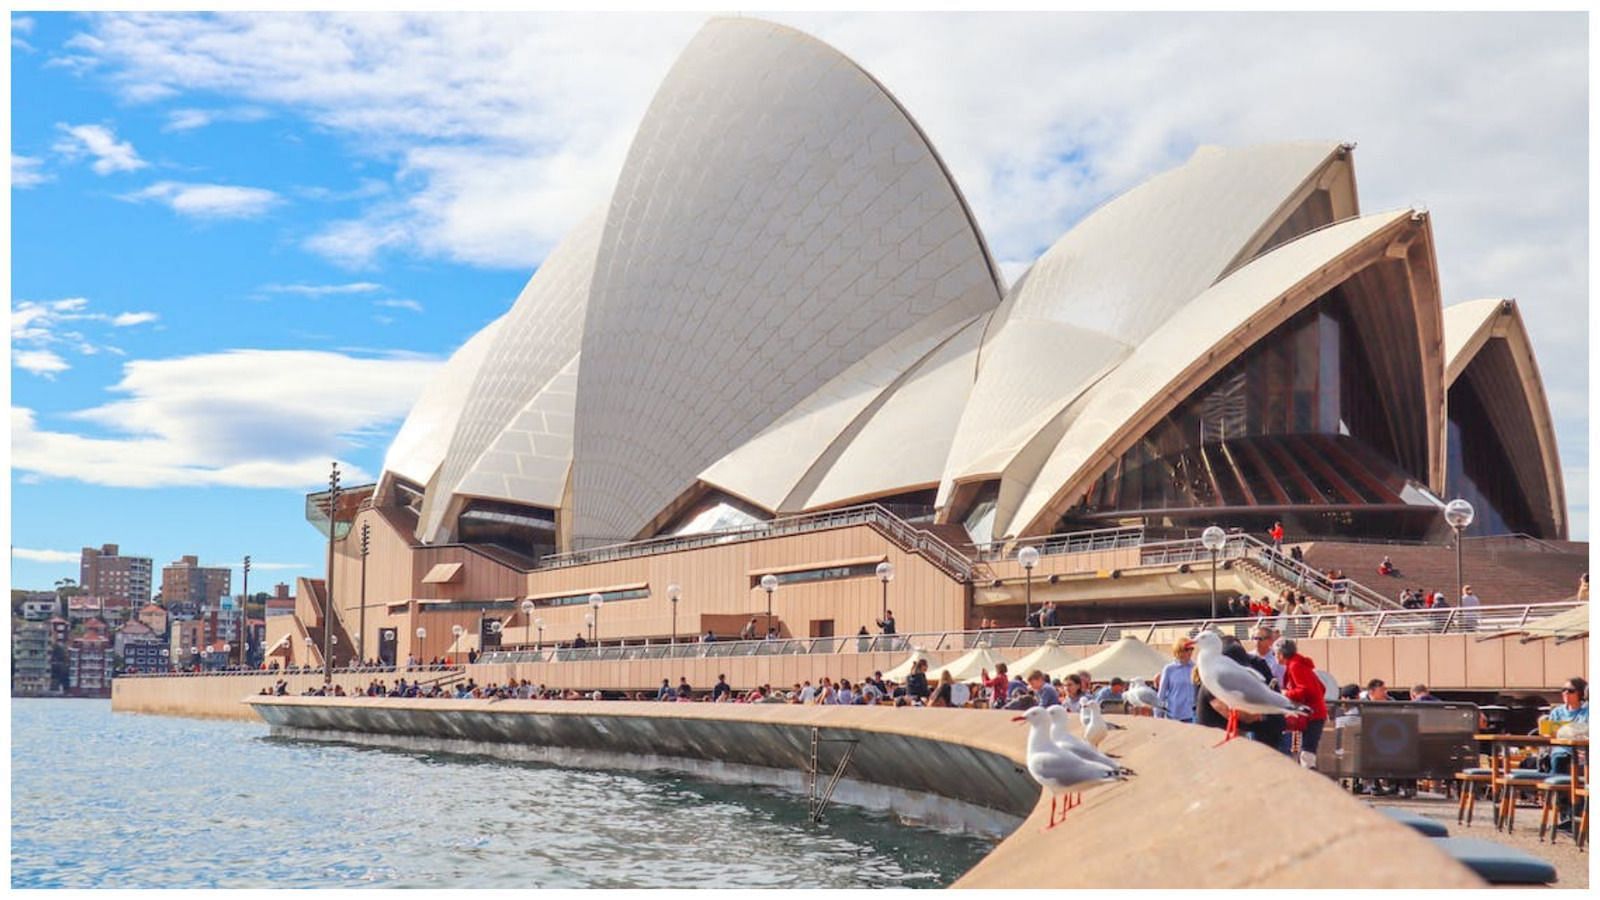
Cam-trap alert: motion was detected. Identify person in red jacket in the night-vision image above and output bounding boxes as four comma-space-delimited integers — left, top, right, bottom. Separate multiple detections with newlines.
1268, 521, 1285, 550
1275, 638, 1329, 767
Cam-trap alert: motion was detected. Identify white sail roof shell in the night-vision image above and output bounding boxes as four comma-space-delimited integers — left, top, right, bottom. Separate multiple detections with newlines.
940, 142, 1353, 502
380, 315, 505, 489
417, 208, 605, 543
569, 17, 1002, 545
1005, 210, 1414, 536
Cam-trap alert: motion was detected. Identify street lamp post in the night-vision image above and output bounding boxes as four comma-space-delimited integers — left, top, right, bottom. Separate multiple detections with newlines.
875, 561, 895, 624
588, 593, 603, 645
191, 646, 199, 671
415, 627, 426, 668
221, 643, 231, 672
323, 461, 340, 684
240, 555, 251, 669
521, 599, 535, 648
302, 636, 313, 670
1017, 546, 1039, 627
760, 573, 778, 639
583, 612, 594, 645
1444, 498, 1476, 609
1201, 525, 1227, 620
667, 583, 681, 646
534, 617, 544, 651
451, 624, 465, 666
358, 521, 370, 665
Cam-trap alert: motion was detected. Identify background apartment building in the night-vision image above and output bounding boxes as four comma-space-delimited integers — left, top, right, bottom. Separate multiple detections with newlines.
79, 544, 153, 606
160, 555, 232, 608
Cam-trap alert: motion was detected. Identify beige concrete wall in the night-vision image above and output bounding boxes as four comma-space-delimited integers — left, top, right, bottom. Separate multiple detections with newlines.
1293, 634, 1587, 692
513, 523, 969, 642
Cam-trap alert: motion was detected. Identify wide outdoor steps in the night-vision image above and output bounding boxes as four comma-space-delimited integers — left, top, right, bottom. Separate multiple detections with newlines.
1301, 540, 1586, 606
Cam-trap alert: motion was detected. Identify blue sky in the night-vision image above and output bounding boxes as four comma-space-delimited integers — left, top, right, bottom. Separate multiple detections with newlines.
9, 11, 1589, 591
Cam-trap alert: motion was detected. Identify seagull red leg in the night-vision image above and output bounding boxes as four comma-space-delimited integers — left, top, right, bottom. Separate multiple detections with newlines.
1213, 710, 1239, 747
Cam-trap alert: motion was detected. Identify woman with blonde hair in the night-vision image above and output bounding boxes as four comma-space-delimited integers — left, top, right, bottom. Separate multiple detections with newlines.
930, 670, 956, 707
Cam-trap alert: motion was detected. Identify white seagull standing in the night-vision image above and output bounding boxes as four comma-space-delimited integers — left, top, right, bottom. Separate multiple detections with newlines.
1125, 679, 1166, 715
1046, 704, 1133, 775
1192, 630, 1309, 746
1015, 705, 1124, 829
1080, 697, 1111, 748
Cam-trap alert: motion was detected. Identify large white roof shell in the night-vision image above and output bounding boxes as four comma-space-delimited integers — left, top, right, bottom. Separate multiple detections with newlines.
1441, 298, 1567, 538
939, 142, 1356, 506
1005, 209, 1421, 536
698, 311, 986, 513
569, 17, 1003, 545
380, 314, 505, 489
417, 208, 605, 543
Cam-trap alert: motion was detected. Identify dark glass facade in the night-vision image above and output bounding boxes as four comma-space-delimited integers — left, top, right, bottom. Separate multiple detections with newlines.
1065, 295, 1440, 537
455, 499, 557, 563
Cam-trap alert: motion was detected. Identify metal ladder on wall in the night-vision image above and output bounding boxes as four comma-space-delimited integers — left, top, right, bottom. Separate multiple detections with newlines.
805, 728, 860, 824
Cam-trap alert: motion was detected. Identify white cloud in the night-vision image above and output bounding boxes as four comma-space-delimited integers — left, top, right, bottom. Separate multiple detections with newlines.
53, 122, 146, 174
163, 105, 268, 132
261, 281, 382, 296
54, 12, 1592, 533
13, 547, 80, 564
12, 348, 441, 489
122, 181, 281, 219
12, 153, 50, 187
13, 544, 79, 557
375, 298, 423, 312
14, 350, 70, 377
13, 296, 162, 361
15, 15, 35, 34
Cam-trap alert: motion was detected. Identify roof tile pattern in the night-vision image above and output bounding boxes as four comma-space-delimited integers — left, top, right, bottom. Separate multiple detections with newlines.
569, 18, 1001, 544
418, 209, 605, 543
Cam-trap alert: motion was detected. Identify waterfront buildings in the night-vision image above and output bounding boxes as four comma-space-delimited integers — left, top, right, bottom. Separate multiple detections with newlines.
67, 619, 111, 695
19, 595, 56, 621
258, 18, 1572, 671
160, 555, 232, 607
11, 622, 52, 696
137, 602, 168, 636
79, 544, 152, 606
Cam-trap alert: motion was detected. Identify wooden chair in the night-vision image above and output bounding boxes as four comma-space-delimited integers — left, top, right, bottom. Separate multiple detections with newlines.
1455, 766, 1493, 826
1576, 785, 1589, 850
1536, 775, 1573, 841
1497, 754, 1550, 833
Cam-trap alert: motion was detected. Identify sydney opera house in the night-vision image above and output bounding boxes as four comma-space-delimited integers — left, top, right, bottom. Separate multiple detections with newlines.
270, 18, 1570, 670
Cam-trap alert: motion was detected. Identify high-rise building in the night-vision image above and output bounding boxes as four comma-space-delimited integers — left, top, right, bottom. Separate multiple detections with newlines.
79, 544, 153, 606
11, 622, 52, 696
160, 556, 232, 608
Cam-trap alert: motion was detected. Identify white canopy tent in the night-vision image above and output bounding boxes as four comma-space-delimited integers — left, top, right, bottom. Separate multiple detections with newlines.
1048, 636, 1169, 683
882, 647, 930, 682
1007, 639, 1079, 677
930, 645, 1008, 683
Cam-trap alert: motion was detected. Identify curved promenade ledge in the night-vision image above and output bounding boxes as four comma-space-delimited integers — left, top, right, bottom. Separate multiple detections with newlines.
247, 697, 1482, 889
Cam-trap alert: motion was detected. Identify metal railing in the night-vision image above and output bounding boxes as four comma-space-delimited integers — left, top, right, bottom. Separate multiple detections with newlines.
116, 663, 464, 679
539, 503, 975, 581
117, 601, 1581, 678
471, 601, 1583, 667
970, 525, 1144, 562
1134, 531, 1397, 612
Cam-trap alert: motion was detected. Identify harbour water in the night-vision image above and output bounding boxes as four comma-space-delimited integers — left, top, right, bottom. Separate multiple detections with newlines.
10, 700, 993, 889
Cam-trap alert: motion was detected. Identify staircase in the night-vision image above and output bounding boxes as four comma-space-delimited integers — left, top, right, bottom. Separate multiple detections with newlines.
1300, 540, 1587, 607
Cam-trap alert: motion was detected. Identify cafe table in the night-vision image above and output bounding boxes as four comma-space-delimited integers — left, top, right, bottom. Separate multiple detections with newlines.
1473, 733, 1553, 830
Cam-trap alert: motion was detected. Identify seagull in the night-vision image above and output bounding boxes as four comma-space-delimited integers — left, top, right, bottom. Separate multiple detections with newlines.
1014, 705, 1124, 829
1125, 679, 1166, 715
1192, 630, 1308, 746
1080, 697, 1112, 748
1046, 704, 1133, 775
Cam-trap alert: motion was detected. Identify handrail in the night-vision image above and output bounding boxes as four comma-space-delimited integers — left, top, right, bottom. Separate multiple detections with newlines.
466, 601, 1583, 667
116, 600, 1582, 678
970, 525, 1145, 562
1461, 533, 1572, 555
1148, 531, 1400, 612
540, 503, 975, 582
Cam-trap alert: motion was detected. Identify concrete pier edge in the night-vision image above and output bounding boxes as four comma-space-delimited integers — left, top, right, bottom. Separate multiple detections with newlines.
245, 696, 1485, 889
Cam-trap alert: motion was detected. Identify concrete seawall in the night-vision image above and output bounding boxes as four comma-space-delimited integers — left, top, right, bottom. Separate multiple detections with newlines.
247, 697, 1483, 889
